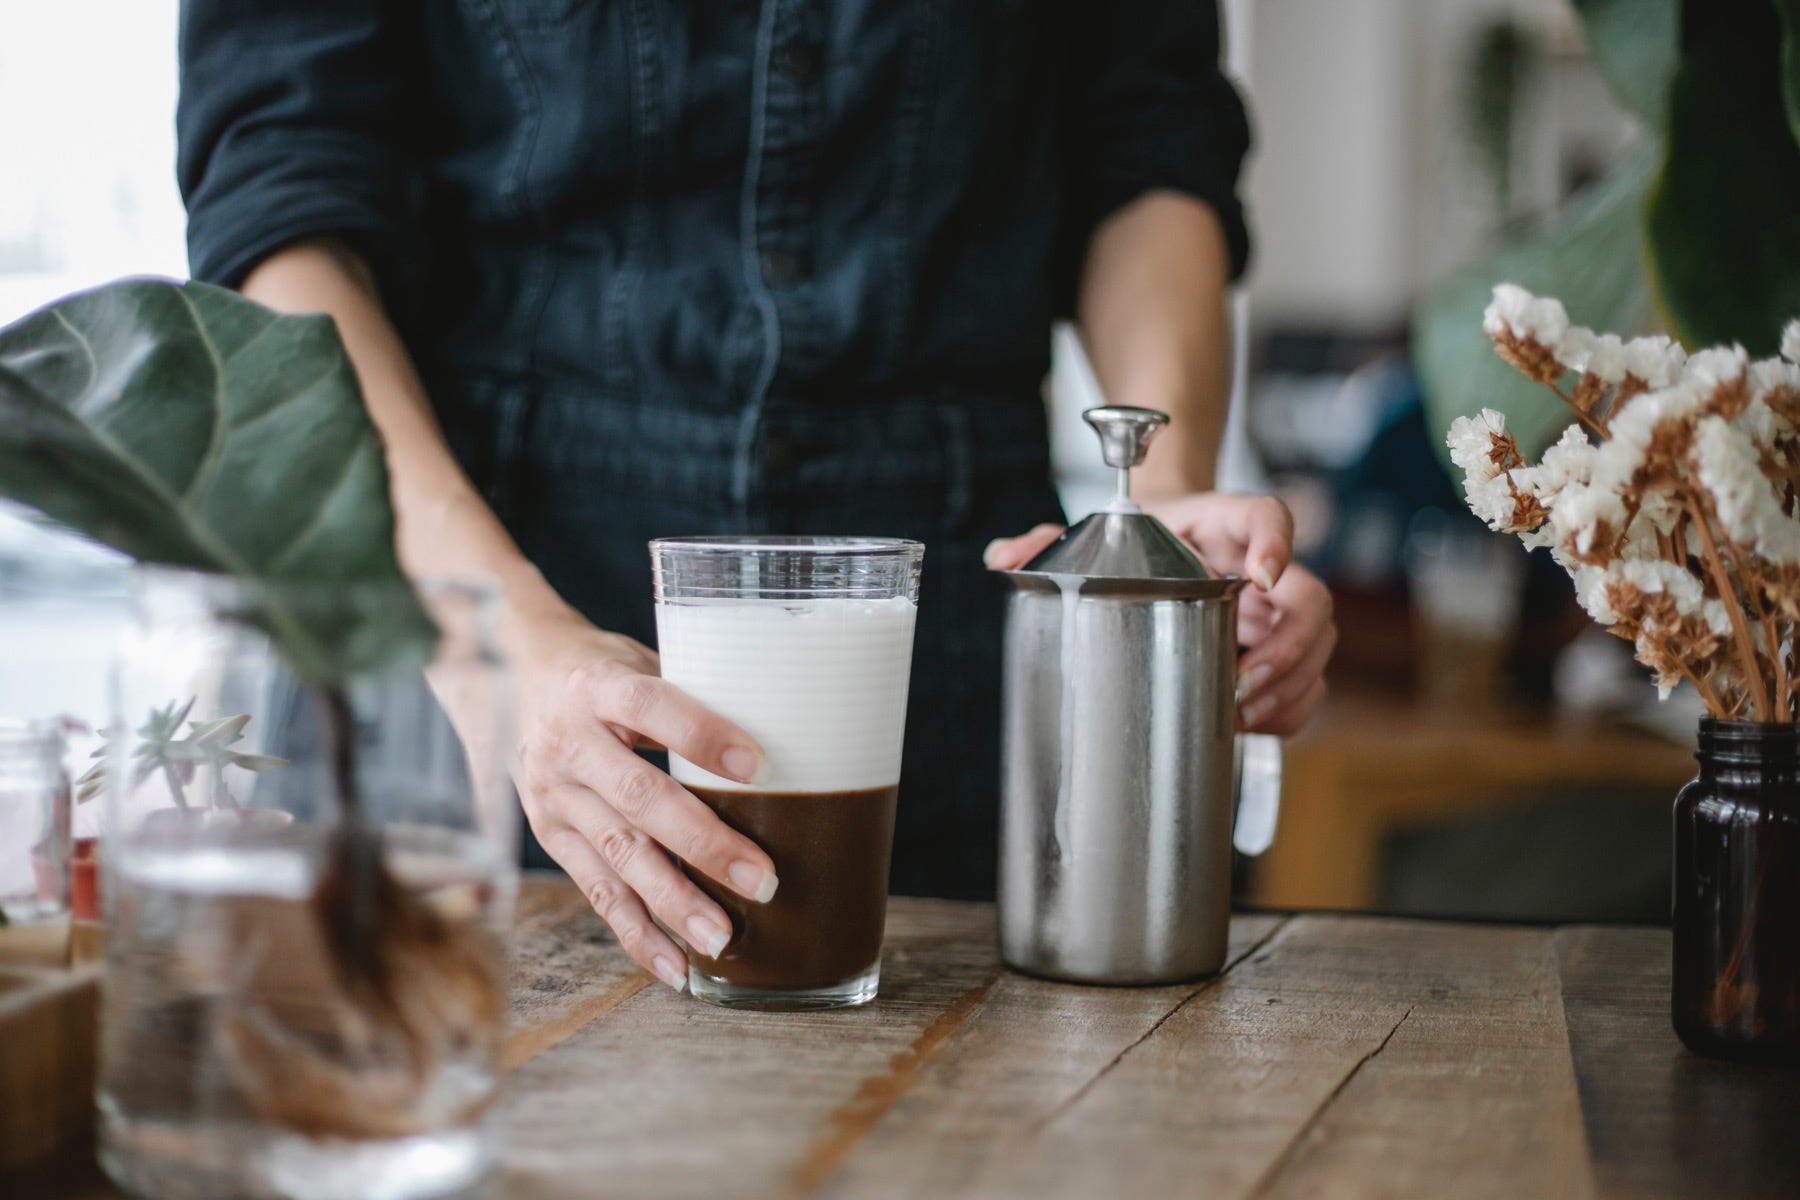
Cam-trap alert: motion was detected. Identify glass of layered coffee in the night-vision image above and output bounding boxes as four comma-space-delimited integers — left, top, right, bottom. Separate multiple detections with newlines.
651, 537, 922, 1009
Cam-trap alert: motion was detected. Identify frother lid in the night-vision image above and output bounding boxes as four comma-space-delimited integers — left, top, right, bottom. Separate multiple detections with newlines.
1012, 407, 1242, 598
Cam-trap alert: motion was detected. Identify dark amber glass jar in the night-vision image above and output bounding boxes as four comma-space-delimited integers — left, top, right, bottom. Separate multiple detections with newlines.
1672, 720, 1800, 1063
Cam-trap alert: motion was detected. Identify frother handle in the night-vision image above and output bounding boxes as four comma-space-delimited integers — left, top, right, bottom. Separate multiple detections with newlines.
1232, 733, 1282, 857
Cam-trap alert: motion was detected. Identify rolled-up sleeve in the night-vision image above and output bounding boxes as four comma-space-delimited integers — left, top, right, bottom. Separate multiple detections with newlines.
177, 0, 419, 295
1070, 0, 1252, 281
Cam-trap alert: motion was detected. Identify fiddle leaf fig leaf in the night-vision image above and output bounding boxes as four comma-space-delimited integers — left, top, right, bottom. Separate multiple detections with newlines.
1777, 0, 1800, 148
1416, 145, 1657, 467
1645, 5, 1800, 354
1571, 0, 1679, 123
0, 278, 436, 680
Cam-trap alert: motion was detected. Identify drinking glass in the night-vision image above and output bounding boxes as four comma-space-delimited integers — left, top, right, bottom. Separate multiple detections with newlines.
651, 537, 923, 1009
0, 719, 70, 967
98, 568, 515, 1200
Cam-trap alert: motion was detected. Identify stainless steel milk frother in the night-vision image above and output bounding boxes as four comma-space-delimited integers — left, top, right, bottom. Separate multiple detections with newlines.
998, 405, 1281, 984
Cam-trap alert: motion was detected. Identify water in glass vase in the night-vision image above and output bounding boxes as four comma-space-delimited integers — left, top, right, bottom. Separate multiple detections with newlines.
98, 820, 511, 1200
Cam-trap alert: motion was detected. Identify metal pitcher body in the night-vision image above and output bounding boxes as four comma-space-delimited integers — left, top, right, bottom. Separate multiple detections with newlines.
998, 578, 1240, 984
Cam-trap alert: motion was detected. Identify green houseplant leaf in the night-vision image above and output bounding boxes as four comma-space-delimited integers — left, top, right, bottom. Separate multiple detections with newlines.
1572, 0, 1680, 123
0, 278, 436, 680
1644, 3, 1800, 355
1776, 0, 1800, 147
1416, 147, 1658, 466
1417, 0, 1678, 465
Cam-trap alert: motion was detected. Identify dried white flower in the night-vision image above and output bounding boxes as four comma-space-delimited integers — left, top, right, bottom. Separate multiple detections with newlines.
1622, 559, 1707, 617
1571, 564, 1618, 625
1544, 482, 1630, 562
1692, 417, 1771, 546
1591, 379, 1707, 492
1446, 408, 1510, 484
1536, 425, 1596, 494
1557, 329, 1628, 384
1684, 344, 1749, 390
1463, 473, 1517, 532
1749, 355, 1800, 396
1621, 335, 1686, 389
1482, 284, 1569, 345
1782, 319, 1800, 365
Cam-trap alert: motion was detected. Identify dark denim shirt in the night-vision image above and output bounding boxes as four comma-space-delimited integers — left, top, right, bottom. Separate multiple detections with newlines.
177, 1, 1249, 416
174, 1, 1251, 898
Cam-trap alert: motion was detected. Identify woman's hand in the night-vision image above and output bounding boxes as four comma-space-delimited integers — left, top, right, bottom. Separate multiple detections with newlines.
984, 493, 1335, 736
510, 610, 778, 991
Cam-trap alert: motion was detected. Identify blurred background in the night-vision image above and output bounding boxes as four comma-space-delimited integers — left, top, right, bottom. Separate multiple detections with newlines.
0, 0, 1696, 921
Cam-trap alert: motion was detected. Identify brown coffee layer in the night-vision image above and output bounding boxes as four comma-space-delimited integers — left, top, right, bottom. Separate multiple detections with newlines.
684, 785, 898, 990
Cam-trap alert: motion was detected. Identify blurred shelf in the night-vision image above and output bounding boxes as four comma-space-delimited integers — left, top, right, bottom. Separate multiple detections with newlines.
1252, 689, 1696, 912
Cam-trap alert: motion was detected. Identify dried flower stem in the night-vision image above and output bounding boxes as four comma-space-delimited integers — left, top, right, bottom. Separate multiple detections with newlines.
1549, 383, 1608, 439
1686, 496, 1774, 720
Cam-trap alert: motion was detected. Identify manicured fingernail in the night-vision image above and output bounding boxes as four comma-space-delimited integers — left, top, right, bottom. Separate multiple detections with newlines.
1242, 697, 1269, 728
983, 538, 1008, 568
722, 745, 760, 784
1254, 564, 1277, 592
652, 955, 687, 991
687, 915, 730, 960
1236, 664, 1272, 705
728, 860, 779, 903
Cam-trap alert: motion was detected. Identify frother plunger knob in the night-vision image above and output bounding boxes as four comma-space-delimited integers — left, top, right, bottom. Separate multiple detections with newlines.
1083, 406, 1170, 509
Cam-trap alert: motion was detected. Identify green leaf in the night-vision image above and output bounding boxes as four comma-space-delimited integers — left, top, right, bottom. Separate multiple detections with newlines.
1645, 5, 1800, 354
1571, 0, 1680, 122
1776, 0, 1800, 147
1416, 146, 1658, 467
0, 279, 436, 681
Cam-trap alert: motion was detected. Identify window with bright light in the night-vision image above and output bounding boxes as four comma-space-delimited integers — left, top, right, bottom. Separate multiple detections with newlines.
0, 0, 187, 324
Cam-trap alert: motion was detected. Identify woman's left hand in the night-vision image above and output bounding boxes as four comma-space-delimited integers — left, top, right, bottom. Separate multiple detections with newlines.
984, 493, 1335, 736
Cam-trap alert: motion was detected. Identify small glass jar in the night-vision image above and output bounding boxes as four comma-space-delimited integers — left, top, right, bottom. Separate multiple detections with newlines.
98, 568, 516, 1200
0, 719, 71, 967
1672, 719, 1800, 1064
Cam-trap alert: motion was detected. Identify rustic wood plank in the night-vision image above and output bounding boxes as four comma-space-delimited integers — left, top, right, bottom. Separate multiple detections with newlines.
502, 876, 653, 1069
974, 916, 1591, 1200
1556, 926, 1800, 1200
496, 896, 1002, 1200
810, 914, 1288, 1198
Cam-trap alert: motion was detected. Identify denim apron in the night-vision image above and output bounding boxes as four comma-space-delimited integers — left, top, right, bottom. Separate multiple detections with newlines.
438, 377, 1064, 900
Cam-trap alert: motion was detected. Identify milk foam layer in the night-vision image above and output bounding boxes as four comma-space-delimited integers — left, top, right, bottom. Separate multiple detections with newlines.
656, 597, 917, 793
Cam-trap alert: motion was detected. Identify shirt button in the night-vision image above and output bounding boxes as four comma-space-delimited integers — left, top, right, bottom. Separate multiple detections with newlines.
760, 249, 805, 287
774, 41, 822, 85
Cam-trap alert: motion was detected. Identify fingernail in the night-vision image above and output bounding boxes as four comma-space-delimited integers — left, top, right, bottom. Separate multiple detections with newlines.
983, 538, 1007, 568
1254, 564, 1277, 592
1242, 697, 1268, 728
1236, 664, 1272, 705
721, 745, 760, 784
652, 955, 687, 992
729, 861, 779, 904
687, 914, 731, 960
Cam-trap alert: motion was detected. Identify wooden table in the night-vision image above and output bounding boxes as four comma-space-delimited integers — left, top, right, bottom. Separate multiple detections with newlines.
28, 875, 1800, 1199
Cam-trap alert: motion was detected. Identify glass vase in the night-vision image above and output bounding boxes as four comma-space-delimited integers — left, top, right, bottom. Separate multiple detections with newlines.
1672, 719, 1800, 1064
97, 568, 516, 1200
0, 718, 71, 967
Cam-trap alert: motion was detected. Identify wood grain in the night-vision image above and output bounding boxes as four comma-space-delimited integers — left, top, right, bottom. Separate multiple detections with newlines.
18, 876, 1800, 1200
1556, 927, 1800, 1200
812, 915, 1289, 1198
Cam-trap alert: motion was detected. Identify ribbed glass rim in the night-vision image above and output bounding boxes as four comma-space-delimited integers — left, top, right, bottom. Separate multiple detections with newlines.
650, 536, 922, 557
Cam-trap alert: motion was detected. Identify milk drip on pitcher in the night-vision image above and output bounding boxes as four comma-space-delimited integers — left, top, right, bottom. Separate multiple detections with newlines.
997, 406, 1278, 985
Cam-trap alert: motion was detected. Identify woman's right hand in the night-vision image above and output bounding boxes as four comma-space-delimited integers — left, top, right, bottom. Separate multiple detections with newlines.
510, 609, 778, 991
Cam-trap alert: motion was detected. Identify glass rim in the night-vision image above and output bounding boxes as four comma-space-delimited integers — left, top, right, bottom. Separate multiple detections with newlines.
651, 536, 922, 557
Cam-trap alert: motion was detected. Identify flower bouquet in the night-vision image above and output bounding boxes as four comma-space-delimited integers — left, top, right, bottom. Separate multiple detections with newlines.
1451, 286, 1800, 1063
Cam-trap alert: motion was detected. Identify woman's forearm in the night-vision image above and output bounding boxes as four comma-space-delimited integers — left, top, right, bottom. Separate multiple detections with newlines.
1077, 190, 1234, 499
241, 238, 576, 631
